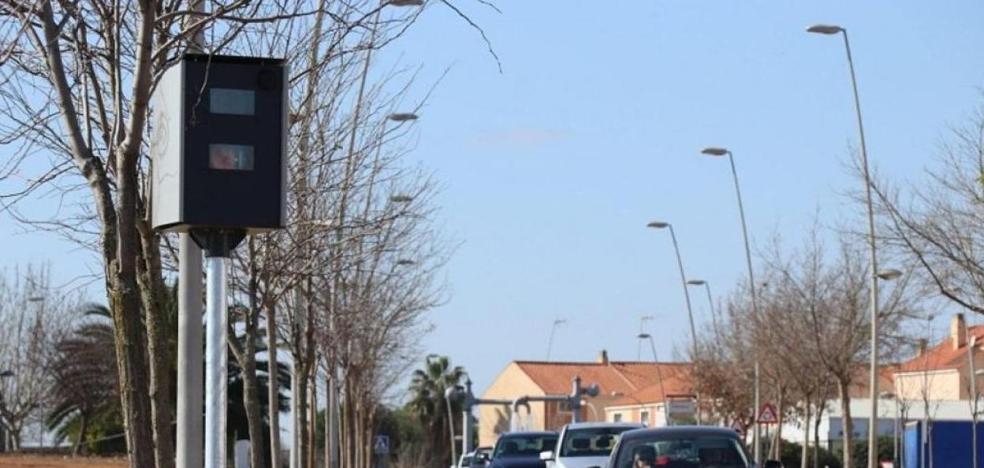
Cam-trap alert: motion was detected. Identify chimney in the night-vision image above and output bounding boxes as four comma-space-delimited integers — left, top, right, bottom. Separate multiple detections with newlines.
952, 313, 967, 350
597, 349, 609, 365
917, 339, 928, 358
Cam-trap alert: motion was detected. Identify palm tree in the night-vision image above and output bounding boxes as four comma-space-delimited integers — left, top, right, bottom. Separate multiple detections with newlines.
46, 303, 120, 455
47, 291, 291, 457
408, 355, 466, 464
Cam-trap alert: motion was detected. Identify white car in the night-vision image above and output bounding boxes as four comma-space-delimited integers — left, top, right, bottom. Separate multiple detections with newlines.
539, 422, 644, 468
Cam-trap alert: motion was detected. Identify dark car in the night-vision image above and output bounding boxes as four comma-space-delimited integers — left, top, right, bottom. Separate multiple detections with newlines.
488, 431, 559, 468
607, 426, 752, 468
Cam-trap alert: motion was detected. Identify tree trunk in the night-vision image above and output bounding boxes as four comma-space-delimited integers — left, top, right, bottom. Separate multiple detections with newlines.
773, 388, 785, 460
243, 320, 267, 468
110, 280, 156, 468
801, 400, 810, 468
38, 0, 156, 465
74, 412, 89, 456
138, 220, 175, 468
838, 378, 854, 468
813, 401, 824, 468
308, 370, 317, 468
293, 359, 310, 468
267, 304, 281, 468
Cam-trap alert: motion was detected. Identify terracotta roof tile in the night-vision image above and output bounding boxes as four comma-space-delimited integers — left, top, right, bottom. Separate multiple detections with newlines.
514, 361, 691, 396
897, 325, 984, 373
610, 375, 694, 406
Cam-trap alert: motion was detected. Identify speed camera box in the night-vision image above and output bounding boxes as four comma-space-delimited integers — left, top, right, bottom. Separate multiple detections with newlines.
151, 54, 287, 233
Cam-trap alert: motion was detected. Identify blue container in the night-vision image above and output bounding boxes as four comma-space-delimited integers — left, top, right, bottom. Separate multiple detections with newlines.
903, 420, 984, 468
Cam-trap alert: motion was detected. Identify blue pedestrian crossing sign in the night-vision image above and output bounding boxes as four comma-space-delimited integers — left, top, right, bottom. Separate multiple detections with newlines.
374, 435, 390, 455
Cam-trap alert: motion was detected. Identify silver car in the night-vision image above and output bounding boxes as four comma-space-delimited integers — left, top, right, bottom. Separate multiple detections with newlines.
541, 422, 644, 468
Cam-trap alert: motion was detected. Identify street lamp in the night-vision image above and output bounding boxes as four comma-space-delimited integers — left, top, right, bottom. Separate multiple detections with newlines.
396, 259, 416, 266
546, 319, 567, 361
645, 222, 698, 356
638, 333, 670, 426
388, 0, 425, 5
687, 279, 719, 337
637, 315, 656, 360
698, 146, 761, 459
389, 194, 414, 203
877, 269, 903, 281
387, 112, 419, 122
646, 220, 700, 423
808, 23, 880, 468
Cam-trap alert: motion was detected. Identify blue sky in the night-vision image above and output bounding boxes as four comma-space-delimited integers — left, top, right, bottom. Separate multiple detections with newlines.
3, 1, 984, 400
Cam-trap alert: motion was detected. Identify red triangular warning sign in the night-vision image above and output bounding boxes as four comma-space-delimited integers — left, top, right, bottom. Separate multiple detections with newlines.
758, 403, 779, 424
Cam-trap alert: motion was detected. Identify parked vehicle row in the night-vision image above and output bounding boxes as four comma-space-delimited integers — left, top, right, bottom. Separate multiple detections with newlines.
475, 423, 784, 468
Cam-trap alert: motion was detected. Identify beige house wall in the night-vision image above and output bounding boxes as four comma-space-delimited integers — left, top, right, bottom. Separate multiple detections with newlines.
895, 369, 962, 401
604, 404, 664, 427
479, 363, 546, 447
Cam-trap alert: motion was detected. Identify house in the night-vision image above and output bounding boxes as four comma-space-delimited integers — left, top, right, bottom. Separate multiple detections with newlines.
781, 314, 983, 449
478, 314, 983, 449
478, 350, 690, 446
602, 374, 694, 427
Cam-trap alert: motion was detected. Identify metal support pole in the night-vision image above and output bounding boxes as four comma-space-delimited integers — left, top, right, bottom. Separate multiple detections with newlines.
969, 333, 978, 468
645, 337, 669, 426
723, 150, 761, 460
894, 399, 899, 468
571, 376, 583, 423
205, 255, 229, 468
701, 283, 719, 338
178, 234, 204, 468
462, 408, 473, 457
667, 226, 700, 424
446, 393, 458, 467
833, 29, 881, 468
462, 380, 474, 456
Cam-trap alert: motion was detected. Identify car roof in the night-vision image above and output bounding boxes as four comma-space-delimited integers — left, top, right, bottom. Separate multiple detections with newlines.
564, 422, 645, 430
498, 431, 558, 438
618, 426, 741, 442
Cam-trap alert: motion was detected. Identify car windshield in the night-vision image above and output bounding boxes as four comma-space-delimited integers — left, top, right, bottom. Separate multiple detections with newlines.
560, 427, 636, 457
614, 435, 749, 468
493, 434, 558, 458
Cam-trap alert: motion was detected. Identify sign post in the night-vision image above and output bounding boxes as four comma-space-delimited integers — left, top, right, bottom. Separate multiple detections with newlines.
758, 403, 779, 459
152, 54, 287, 468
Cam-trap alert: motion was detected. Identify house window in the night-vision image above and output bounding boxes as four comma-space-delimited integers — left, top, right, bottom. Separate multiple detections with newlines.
613, 413, 623, 422
640, 411, 650, 426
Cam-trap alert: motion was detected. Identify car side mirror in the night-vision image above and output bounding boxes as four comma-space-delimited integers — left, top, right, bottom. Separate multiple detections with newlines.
763, 461, 783, 468
539, 451, 554, 461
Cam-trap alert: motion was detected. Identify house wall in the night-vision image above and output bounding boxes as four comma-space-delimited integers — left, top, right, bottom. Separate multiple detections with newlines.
604, 404, 668, 427
895, 369, 961, 401
479, 363, 546, 446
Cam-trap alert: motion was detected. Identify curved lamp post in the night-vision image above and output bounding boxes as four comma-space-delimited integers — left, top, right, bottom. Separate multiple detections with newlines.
808, 24, 881, 467
699, 146, 761, 460
546, 319, 567, 361
646, 221, 700, 423
687, 279, 719, 338
638, 333, 671, 426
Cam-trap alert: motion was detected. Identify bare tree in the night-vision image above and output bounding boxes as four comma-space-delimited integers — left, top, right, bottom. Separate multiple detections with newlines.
865, 103, 984, 315
0, 2, 496, 466
761, 230, 917, 468
0, 264, 76, 451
